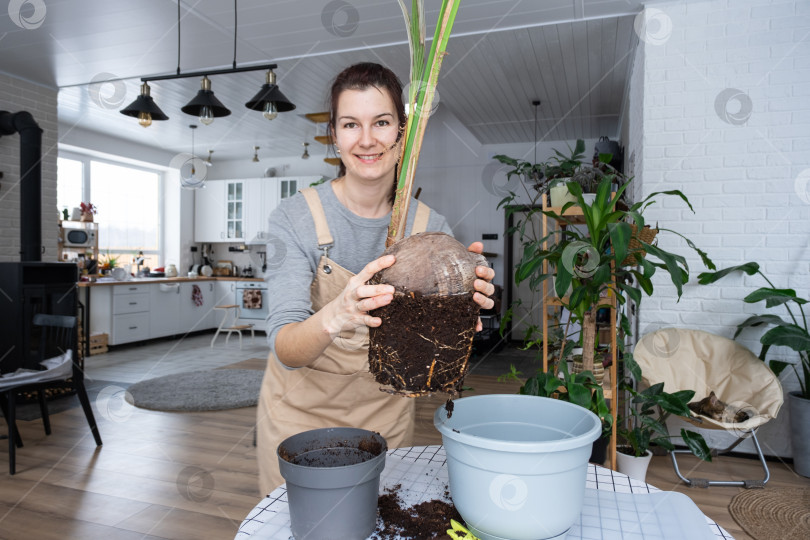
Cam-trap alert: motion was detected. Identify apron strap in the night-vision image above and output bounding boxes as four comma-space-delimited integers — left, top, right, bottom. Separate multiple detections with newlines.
411, 200, 431, 235
301, 187, 333, 248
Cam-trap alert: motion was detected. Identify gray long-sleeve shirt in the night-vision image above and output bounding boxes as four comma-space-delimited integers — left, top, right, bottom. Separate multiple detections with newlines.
263, 179, 453, 353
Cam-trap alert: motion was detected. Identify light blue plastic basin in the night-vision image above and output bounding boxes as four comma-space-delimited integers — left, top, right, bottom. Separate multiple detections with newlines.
435, 394, 601, 540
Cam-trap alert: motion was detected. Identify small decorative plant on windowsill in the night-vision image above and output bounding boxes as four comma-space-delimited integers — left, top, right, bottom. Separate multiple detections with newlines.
79, 202, 97, 222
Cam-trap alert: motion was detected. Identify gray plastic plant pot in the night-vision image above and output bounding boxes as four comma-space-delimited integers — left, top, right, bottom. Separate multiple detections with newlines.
277, 427, 387, 540
435, 394, 601, 540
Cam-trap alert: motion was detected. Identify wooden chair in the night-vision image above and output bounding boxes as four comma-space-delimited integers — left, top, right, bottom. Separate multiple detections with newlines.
210, 305, 255, 349
0, 314, 102, 475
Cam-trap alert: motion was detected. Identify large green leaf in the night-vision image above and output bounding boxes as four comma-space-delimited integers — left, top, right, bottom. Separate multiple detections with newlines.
681, 429, 712, 462
760, 324, 810, 353
516, 255, 544, 284
641, 189, 696, 213
568, 382, 592, 408
608, 222, 632, 265
555, 263, 573, 298
697, 262, 760, 284
732, 314, 788, 338
643, 243, 687, 297
744, 287, 808, 308
656, 392, 693, 416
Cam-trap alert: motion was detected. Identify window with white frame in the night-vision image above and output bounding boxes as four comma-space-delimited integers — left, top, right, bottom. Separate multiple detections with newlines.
57, 154, 162, 269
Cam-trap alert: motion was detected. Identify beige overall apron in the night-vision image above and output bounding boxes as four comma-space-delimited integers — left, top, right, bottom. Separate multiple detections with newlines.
256, 187, 432, 494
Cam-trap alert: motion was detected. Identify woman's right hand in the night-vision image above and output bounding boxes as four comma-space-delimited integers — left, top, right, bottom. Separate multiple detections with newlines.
324, 254, 397, 340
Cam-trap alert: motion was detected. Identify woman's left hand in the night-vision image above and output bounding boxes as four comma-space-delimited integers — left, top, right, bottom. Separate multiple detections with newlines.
468, 241, 496, 332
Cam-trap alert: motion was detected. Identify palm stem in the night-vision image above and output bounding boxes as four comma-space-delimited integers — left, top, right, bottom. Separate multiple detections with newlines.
387, 0, 461, 246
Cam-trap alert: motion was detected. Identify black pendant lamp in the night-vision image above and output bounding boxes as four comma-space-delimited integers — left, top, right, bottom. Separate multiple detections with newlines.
120, 82, 169, 127
181, 76, 231, 125
245, 69, 296, 120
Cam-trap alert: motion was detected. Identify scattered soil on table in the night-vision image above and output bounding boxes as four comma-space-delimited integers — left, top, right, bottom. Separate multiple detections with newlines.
278, 434, 385, 467
373, 483, 462, 540
369, 292, 479, 397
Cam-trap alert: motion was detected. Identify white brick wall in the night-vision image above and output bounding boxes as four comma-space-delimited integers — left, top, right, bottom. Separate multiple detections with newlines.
0, 73, 59, 262
637, 0, 810, 457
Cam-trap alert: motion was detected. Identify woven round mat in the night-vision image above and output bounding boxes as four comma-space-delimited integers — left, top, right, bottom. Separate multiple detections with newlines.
729, 487, 810, 540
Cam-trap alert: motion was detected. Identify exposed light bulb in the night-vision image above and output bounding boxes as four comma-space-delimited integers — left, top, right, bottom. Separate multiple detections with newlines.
252, 146, 260, 162
263, 101, 278, 121
200, 106, 215, 125
301, 142, 310, 160
138, 111, 152, 127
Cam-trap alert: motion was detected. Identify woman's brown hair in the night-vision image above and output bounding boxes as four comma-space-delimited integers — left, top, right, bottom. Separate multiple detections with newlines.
328, 62, 406, 202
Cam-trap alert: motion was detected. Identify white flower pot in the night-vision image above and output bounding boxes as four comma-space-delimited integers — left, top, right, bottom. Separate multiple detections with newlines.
549, 181, 577, 207
435, 395, 601, 540
616, 448, 653, 482
582, 193, 597, 205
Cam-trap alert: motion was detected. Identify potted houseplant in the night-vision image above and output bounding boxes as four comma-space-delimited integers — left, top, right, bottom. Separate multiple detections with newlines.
544, 139, 587, 206
616, 354, 711, 481
698, 262, 810, 477
80, 202, 97, 222
501, 175, 715, 379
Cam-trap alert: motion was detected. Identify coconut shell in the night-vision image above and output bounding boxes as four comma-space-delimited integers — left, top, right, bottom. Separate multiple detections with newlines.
375, 232, 487, 296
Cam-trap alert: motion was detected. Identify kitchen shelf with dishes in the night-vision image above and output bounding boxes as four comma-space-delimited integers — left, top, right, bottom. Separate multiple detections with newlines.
540, 194, 619, 471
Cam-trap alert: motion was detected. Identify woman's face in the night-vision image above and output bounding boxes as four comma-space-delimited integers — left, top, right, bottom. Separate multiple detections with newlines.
333, 86, 401, 185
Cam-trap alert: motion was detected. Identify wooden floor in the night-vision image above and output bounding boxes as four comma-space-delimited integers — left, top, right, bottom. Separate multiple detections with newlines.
1, 369, 807, 539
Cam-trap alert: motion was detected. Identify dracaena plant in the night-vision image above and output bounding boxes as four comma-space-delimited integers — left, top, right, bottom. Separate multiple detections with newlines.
500, 175, 715, 374
698, 262, 810, 399
387, 0, 461, 247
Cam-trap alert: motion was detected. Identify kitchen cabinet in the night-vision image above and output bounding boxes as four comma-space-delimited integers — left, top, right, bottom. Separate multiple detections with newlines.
179, 281, 216, 331
194, 180, 226, 243
245, 179, 279, 244
245, 177, 318, 244
225, 181, 245, 241
149, 282, 181, 337
197, 177, 318, 244
110, 283, 151, 345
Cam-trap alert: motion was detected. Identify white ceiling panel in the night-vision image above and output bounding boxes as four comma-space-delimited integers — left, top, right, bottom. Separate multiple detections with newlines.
1, 0, 642, 160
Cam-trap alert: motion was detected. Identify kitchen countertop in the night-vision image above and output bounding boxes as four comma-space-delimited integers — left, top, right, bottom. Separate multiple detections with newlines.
77, 276, 265, 287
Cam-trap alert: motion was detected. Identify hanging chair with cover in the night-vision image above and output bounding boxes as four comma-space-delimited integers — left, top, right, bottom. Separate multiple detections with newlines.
633, 328, 784, 488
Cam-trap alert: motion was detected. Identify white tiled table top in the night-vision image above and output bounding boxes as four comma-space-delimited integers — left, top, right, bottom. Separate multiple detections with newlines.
235, 445, 733, 540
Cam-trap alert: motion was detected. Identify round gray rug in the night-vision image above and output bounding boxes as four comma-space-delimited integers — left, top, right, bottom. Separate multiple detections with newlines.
126, 369, 264, 412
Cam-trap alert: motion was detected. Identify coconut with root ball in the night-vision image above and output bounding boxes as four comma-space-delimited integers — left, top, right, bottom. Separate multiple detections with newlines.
369, 232, 486, 396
